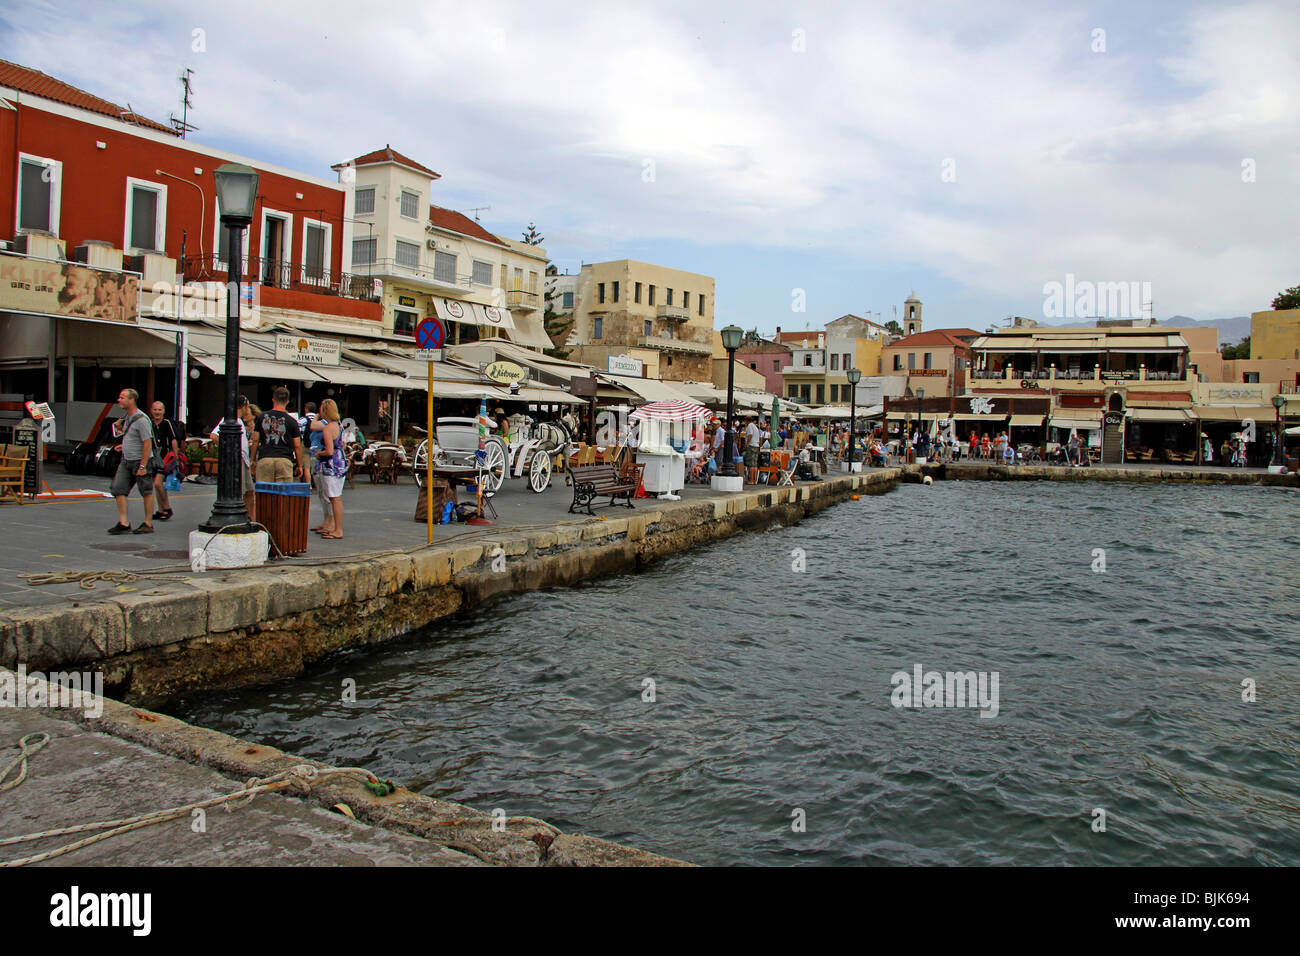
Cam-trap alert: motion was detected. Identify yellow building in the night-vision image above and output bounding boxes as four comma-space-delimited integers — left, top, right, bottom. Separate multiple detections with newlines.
565, 260, 715, 381
1250, 308, 1300, 361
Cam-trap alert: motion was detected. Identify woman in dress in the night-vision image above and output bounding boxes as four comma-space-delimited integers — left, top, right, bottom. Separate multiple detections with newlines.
312, 399, 347, 539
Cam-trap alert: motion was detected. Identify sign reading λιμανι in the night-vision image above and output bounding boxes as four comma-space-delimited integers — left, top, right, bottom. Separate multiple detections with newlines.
275, 333, 340, 366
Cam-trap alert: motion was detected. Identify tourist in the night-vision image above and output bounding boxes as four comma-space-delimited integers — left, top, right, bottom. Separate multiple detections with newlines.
298, 402, 317, 435
254, 387, 304, 482
149, 400, 181, 521
312, 399, 347, 539
969, 432, 979, 459
744, 417, 762, 484
211, 395, 257, 521
980, 433, 991, 459
108, 388, 156, 535
711, 419, 727, 473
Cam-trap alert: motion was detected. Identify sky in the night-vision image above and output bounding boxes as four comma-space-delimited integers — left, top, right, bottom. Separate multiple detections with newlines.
2, 0, 1296, 336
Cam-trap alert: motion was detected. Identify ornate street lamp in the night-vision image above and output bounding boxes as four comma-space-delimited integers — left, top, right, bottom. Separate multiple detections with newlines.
200, 163, 259, 533
846, 367, 862, 469
719, 325, 743, 478
915, 386, 925, 461
1272, 393, 1286, 469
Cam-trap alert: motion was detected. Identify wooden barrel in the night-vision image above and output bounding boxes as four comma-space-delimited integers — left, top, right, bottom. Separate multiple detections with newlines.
254, 481, 311, 556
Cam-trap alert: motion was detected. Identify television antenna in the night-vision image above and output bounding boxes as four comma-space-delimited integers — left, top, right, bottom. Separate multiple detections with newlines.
168, 68, 198, 139
460, 205, 491, 221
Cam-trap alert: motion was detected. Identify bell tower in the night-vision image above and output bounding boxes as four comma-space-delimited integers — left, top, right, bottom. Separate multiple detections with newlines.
904, 292, 923, 336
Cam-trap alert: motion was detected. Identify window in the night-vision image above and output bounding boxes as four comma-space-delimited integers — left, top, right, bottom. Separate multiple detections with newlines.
830, 384, 839, 402
352, 237, 376, 266
773, 359, 779, 372
908, 353, 916, 370
124, 178, 167, 252
18, 155, 60, 234
635, 282, 642, 303
355, 187, 375, 215
562, 291, 574, 309
400, 190, 420, 219
644, 319, 652, 337
472, 260, 493, 286
843, 353, 851, 369
749, 362, 757, 371
803, 354, 812, 367
302, 220, 329, 281
698, 294, 705, 316
893, 354, 903, 371
682, 291, 689, 310
666, 288, 673, 306
816, 384, 825, 405
528, 271, 538, 293
393, 310, 417, 336
434, 251, 457, 283
593, 317, 603, 338
801, 385, 811, 402
648, 285, 656, 306
612, 281, 620, 302
924, 352, 932, 370
513, 267, 524, 292
396, 240, 420, 269
831, 354, 839, 371
597, 282, 605, 303
789, 387, 799, 399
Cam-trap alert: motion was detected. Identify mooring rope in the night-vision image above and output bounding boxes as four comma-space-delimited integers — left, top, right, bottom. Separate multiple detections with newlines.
0, 749, 382, 867
0, 733, 49, 793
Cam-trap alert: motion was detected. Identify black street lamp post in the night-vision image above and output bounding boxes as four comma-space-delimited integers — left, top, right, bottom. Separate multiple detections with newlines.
1272, 393, 1286, 469
720, 325, 743, 477
200, 163, 259, 534
847, 367, 861, 469
915, 386, 925, 461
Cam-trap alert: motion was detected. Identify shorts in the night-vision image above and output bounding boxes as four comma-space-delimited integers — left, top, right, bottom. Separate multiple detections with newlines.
111, 459, 153, 498
240, 463, 254, 495
256, 457, 294, 482
317, 474, 345, 499
743, 447, 758, 468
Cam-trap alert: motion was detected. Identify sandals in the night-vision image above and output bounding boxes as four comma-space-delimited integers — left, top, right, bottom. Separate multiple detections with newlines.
153, 509, 174, 521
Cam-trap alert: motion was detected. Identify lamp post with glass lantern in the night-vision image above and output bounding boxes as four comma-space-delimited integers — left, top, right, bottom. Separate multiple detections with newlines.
846, 367, 861, 470
1272, 393, 1286, 470
915, 386, 925, 462
715, 325, 743, 486
199, 163, 259, 533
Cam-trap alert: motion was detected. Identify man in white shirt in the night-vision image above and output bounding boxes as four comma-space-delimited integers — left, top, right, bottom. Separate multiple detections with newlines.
743, 418, 763, 484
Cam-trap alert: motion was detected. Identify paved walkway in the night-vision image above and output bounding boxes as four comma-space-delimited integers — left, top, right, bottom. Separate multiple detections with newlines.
0, 705, 481, 866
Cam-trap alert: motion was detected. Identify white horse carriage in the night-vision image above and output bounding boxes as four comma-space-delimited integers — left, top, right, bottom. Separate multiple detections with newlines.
412, 415, 573, 494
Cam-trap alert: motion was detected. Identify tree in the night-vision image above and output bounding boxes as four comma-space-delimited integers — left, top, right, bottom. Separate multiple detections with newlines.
1272, 286, 1300, 310
522, 222, 544, 246
1220, 336, 1251, 360
885, 320, 903, 336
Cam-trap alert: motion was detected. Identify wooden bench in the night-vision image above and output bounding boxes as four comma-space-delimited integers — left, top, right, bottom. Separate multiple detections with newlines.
569, 463, 636, 515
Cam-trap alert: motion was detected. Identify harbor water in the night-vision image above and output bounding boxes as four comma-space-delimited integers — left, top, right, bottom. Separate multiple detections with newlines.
171, 481, 1300, 865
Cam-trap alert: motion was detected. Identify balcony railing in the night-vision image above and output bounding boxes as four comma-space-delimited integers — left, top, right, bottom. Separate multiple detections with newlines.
183, 254, 381, 301
638, 334, 711, 354
657, 304, 690, 321
969, 366, 1186, 382
506, 288, 540, 309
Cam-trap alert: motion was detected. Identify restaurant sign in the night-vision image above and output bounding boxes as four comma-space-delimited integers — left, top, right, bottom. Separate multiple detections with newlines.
482, 360, 527, 386
607, 354, 644, 377
275, 334, 341, 366
969, 397, 995, 414
0, 251, 140, 324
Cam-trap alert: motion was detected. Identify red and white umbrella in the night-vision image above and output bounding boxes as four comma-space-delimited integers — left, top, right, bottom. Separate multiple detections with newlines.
629, 400, 711, 423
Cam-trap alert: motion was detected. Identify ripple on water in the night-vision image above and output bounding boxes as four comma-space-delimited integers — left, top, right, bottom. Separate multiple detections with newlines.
168, 482, 1300, 866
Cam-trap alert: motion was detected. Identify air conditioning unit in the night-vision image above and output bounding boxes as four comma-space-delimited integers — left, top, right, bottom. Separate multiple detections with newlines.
426, 238, 438, 250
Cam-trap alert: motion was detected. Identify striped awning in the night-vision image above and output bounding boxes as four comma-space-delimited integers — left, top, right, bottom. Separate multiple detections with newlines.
628, 400, 711, 422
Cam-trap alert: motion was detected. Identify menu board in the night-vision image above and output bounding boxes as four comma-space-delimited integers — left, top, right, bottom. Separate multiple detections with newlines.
12, 424, 39, 496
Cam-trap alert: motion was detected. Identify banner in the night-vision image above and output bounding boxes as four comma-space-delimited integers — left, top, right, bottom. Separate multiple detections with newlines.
0, 251, 139, 324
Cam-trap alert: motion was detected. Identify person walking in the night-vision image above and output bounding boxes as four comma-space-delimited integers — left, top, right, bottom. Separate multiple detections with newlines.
108, 388, 156, 535
211, 395, 257, 522
744, 417, 763, 485
148, 400, 181, 520
312, 398, 347, 539
254, 386, 304, 483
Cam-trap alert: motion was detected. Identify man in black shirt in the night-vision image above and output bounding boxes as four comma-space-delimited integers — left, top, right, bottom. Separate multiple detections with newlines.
149, 400, 182, 519
254, 386, 304, 482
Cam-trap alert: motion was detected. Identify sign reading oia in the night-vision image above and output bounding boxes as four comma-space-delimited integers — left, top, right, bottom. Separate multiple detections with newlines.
482, 360, 527, 386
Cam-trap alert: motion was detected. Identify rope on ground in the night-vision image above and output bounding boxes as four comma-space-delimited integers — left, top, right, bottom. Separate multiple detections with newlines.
17, 569, 142, 590
0, 762, 380, 867
0, 733, 49, 793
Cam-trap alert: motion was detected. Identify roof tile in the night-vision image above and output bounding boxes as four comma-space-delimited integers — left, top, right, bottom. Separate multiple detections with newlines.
0, 58, 175, 135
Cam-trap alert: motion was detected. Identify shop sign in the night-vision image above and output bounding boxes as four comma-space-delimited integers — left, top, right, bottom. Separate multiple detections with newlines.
398, 295, 417, 308
1101, 370, 1139, 381
275, 333, 340, 366
1103, 412, 1124, 426
969, 397, 995, 414
482, 306, 509, 326
607, 355, 644, 377
1019, 379, 1041, 390
482, 360, 527, 386
1205, 386, 1262, 402
0, 251, 140, 324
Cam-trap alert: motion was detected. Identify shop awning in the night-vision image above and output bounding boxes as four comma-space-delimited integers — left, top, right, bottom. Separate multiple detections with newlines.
504, 313, 553, 350
1128, 407, 1193, 423
619, 377, 700, 404
1049, 416, 1100, 430
432, 297, 516, 330
949, 412, 1008, 421
190, 354, 322, 382
1009, 414, 1045, 427
1194, 405, 1277, 423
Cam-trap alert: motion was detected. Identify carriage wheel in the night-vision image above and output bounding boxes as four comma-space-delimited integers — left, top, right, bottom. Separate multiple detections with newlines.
528, 450, 552, 492
481, 438, 507, 494
412, 439, 430, 489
